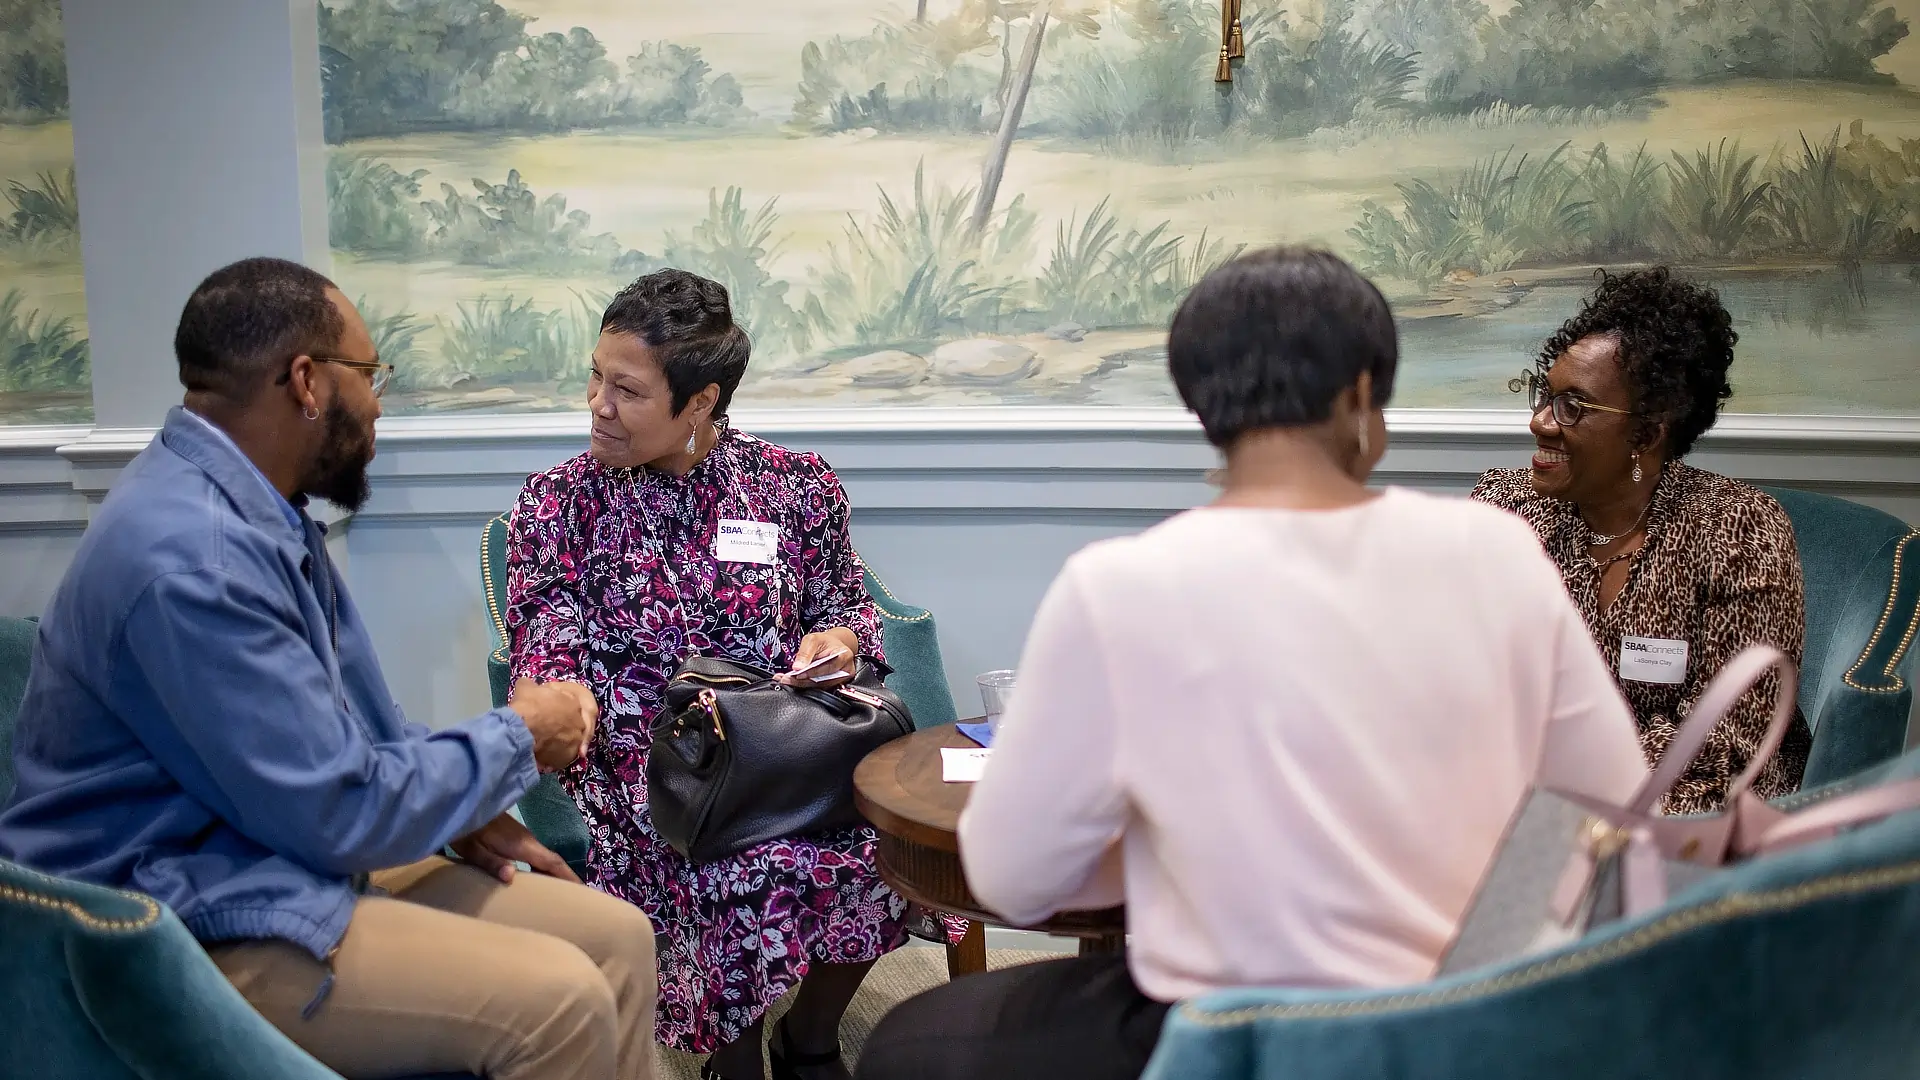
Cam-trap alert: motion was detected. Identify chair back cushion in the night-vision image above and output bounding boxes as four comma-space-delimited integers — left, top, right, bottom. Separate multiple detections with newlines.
481, 514, 515, 712
863, 567, 960, 729
0, 615, 36, 804
1758, 486, 1917, 785
0, 857, 342, 1079
480, 513, 511, 658
478, 514, 589, 872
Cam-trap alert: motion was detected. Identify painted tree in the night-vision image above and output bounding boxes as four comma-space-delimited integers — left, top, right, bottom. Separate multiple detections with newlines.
968, 0, 1101, 232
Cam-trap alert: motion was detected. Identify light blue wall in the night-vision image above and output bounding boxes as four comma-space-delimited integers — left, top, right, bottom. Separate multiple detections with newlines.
62, 0, 328, 430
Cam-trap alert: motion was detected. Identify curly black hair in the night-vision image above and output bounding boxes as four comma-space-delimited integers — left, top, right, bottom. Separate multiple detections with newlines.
1536, 267, 1735, 460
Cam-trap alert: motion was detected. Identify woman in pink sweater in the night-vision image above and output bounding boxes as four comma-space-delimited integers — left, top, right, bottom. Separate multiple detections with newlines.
858, 248, 1649, 1080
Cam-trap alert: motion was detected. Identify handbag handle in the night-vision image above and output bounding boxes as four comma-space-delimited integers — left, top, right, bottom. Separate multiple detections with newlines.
1750, 775, 1920, 854
1627, 644, 1799, 814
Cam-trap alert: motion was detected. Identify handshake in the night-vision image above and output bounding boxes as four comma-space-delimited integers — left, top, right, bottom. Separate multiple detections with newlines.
509, 679, 600, 772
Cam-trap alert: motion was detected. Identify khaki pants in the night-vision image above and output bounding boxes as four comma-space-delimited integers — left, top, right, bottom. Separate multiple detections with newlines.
210, 857, 656, 1080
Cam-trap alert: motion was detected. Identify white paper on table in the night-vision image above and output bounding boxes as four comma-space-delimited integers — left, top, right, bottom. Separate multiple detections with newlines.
941, 746, 992, 783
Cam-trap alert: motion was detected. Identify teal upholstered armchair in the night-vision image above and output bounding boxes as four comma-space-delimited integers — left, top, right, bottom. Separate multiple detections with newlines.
0, 857, 350, 1080
1759, 487, 1918, 787
1, 615, 349, 1080
1145, 750, 1920, 1080
477, 513, 962, 876
480, 515, 593, 877
0, 614, 32, 804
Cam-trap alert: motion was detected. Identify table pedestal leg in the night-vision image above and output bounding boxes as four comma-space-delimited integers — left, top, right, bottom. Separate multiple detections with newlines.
946, 920, 987, 978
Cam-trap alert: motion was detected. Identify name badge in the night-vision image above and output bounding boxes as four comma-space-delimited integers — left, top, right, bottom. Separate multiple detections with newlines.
715, 519, 780, 565
1619, 635, 1689, 685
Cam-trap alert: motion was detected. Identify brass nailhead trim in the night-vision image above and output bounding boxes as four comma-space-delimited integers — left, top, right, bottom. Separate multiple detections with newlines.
481, 513, 511, 645
1842, 531, 1919, 695
866, 568, 933, 624
1174, 856, 1920, 1027
0, 870, 161, 934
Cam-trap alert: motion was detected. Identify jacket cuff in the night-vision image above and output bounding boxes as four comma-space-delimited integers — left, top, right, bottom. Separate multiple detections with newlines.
494, 706, 540, 794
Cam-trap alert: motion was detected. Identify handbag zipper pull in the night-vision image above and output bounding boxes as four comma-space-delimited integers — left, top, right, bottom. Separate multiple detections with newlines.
838, 685, 884, 708
700, 687, 725, 742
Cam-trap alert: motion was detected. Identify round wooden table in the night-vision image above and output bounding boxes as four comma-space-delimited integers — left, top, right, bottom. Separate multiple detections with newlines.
854, 723, 1126, 976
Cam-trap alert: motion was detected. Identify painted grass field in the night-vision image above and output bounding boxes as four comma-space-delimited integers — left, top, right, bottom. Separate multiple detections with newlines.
328, 79, 1920, 414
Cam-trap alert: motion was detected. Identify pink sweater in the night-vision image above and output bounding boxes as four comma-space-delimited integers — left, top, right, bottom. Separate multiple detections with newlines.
958, 488, 1649, 1001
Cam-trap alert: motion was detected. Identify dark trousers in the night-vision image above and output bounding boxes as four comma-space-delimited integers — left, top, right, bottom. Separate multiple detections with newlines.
856, 954, 1171, 1080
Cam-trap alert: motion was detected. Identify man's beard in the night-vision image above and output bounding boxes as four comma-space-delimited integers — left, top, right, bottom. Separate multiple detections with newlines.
301, 398, 374, 512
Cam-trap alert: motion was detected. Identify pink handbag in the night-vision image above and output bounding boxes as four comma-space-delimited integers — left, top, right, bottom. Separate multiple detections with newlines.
1441, 644, 1920, 974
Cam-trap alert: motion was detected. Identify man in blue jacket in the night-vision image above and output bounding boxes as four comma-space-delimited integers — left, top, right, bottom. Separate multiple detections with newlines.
0, 258, 656, 1080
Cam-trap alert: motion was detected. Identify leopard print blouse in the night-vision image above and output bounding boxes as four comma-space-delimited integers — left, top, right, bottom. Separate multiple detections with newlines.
1473, 463, 1809, 814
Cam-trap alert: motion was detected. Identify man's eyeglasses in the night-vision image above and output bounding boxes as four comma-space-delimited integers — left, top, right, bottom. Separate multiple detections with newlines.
313, 356, 394, 398
1507, 369, 1632, 427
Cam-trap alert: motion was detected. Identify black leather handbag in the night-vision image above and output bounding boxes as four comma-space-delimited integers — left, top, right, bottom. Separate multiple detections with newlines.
647, 655, 916, 863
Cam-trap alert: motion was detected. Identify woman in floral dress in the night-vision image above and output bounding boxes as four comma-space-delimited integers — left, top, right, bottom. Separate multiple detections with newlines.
506, 269, 910, 1080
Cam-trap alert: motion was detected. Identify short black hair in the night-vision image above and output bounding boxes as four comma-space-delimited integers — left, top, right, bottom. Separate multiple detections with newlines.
600, 268, 750, 417
174, 257, 344, 401
1168, 247, 1398, 447
1538, 266, 1735, 460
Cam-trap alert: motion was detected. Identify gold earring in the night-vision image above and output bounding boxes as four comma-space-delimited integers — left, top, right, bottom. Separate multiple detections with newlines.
686, 426, 697, 455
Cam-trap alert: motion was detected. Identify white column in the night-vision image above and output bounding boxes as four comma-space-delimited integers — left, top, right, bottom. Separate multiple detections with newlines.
61, 0, 329, 432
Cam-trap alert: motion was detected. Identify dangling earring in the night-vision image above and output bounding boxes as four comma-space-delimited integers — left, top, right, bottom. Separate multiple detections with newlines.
1632, 452, 1643, 484
685, 425, 698, 456
1357, 413, 1370, 462
303, 405, 319, 421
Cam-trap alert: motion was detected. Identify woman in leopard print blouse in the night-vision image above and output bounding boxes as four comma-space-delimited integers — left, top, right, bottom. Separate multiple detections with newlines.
1473, 268, 1808, 814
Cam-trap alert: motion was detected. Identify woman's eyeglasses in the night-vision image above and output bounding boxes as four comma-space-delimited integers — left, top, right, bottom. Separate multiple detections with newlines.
1507, 369, 1632, 428
313, 356, 394, 398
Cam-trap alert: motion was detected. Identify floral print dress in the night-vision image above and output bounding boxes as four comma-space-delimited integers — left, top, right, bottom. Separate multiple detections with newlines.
505, 426, 911, 1053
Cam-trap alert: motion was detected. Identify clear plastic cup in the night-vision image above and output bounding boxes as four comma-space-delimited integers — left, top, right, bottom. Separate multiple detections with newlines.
977, 669, 1017, 735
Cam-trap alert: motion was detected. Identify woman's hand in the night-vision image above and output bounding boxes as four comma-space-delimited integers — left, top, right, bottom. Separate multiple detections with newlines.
778, 627, 861, 688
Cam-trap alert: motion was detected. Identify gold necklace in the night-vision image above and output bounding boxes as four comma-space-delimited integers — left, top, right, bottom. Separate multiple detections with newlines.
1582, 469, 1661, 546
1590, 545, 1640, 571
1584, 498, 1649, 546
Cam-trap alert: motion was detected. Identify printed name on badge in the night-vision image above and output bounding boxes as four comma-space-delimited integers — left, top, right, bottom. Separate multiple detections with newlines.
715, 519, 780, 565
1619, 635, 1689, 685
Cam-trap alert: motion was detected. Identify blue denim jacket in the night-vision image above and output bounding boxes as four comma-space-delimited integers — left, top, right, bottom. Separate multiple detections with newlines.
0, 407, 538, 960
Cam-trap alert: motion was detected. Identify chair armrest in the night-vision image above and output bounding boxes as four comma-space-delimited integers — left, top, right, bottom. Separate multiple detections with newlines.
517, 774, 591, 878
1803, 531, 1920, 787
487, 650, 512, 711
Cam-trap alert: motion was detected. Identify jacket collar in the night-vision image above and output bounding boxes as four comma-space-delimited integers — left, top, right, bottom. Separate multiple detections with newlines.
157, 406, 307, 544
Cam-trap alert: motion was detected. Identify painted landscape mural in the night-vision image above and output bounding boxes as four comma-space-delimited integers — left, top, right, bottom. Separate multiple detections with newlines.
0, 0, 87, 425
318, 0, 1920, 417
1, 0, 1915, 424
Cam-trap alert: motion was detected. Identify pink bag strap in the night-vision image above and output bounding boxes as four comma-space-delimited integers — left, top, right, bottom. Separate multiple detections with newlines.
1749, 776, 1920, 854
1628, 645, 1798, 814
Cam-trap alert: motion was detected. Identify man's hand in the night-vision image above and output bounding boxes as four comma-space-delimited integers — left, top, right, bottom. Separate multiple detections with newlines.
510, 678, 597, 771
450, 813, 580, 884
